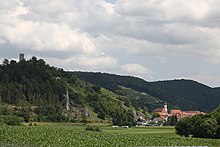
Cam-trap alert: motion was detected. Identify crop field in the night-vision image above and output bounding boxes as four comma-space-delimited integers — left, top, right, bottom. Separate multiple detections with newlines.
1, 124, 220, 146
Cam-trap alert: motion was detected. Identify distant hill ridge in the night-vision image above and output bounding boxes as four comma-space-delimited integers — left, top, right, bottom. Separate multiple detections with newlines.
72, 71, 220, 112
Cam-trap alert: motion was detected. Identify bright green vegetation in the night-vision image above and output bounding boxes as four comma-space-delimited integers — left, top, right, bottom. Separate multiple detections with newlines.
103, 126, 176, 136
1, 125, 220, 147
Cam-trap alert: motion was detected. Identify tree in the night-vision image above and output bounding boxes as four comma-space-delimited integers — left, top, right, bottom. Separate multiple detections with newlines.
91, 85, 101, 93
2, 59, 9, 66
192, 118, 218, 138
152, 112, 160, 119
190, 114, 205, 138
18, 100, 32, 123
112, 109, 135, 127
168, 115, 178, 126
199, 118, 218, 138
175, 117, 192, 137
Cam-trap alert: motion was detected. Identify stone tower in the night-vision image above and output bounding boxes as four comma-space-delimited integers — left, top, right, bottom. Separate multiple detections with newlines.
19, 53, 24, 62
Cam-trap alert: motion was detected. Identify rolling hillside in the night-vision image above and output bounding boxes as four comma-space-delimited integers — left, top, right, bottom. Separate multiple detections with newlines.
73, 72, 220, 112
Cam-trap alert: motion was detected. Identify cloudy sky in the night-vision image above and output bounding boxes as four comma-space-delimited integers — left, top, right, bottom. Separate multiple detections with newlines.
0, 0, 220, 87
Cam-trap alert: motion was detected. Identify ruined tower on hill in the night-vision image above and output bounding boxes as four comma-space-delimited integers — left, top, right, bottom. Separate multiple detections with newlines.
19, 53, 24, 62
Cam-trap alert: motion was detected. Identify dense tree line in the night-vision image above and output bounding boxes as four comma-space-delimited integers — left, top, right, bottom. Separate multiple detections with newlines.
175, 105, 220, 139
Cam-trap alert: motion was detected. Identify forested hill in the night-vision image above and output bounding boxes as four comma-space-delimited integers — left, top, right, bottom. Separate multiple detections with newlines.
73, 72, 220, 112
152, 80, 220, 112
0, 57, 142, 125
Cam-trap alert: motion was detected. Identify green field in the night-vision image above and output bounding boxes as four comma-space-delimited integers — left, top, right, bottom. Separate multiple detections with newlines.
1, 124, 220, 146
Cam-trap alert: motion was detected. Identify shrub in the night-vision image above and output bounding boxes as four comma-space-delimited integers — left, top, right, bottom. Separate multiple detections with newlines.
85, 126, 101, 132
0, 115, 23, 125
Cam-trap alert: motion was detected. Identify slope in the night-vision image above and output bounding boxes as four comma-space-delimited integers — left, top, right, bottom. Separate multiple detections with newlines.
73, 72, 220, 112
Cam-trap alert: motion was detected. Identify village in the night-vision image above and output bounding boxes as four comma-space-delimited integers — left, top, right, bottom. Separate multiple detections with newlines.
136, 103, 205, 126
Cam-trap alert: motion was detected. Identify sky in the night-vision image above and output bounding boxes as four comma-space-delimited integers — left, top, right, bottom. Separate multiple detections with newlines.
0, 0, 220, 87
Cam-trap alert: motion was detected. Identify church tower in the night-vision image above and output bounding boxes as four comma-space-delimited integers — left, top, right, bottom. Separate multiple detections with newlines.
164, 103, 168, 113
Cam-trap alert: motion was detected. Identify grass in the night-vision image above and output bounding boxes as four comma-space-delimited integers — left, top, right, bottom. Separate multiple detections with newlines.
26, 123, 176, 135
1, 123, 220, 146
103, 126, 176, 136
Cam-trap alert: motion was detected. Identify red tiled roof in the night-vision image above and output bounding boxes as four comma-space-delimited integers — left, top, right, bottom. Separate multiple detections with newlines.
153, 108, 164, 112
170, 110, 182, 114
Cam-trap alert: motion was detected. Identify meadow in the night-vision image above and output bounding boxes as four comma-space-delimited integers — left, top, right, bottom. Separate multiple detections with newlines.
1, 123, 220, 146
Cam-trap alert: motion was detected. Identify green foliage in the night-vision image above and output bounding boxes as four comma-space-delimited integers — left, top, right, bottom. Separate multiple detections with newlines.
17, 100, 32, 123
85, 126, 101, 132
175, 117, 192, 137
91, 85, 101, 93
0, 115, 23, 125
152, 112, 160, 119
176, 105, 220, 139
112, 109, 135, 127
168, 115, 178, 126
0, 105, 13, 115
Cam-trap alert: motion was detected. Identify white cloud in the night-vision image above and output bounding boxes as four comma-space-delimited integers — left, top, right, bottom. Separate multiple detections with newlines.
121, 64, 154, 79
71, 55, 118, 69
115, 0, 215, 21
43, 54, 118, 71
2, 21, 97, 53
0, 1, 98, 54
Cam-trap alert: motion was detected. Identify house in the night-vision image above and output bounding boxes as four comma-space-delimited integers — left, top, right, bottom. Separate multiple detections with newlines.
152, 117, 165, 126
136, 116, 148, 126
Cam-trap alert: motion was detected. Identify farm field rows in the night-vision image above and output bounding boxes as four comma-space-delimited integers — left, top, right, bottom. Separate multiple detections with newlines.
1, 124, 220, 146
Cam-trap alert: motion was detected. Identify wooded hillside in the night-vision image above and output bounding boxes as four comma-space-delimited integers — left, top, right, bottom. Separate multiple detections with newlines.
73, 72, 220, 112
0, 57, 141, 125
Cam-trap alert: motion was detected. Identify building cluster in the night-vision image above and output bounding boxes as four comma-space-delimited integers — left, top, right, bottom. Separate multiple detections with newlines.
152, 103, 205, 121
136, 103, 205, 126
